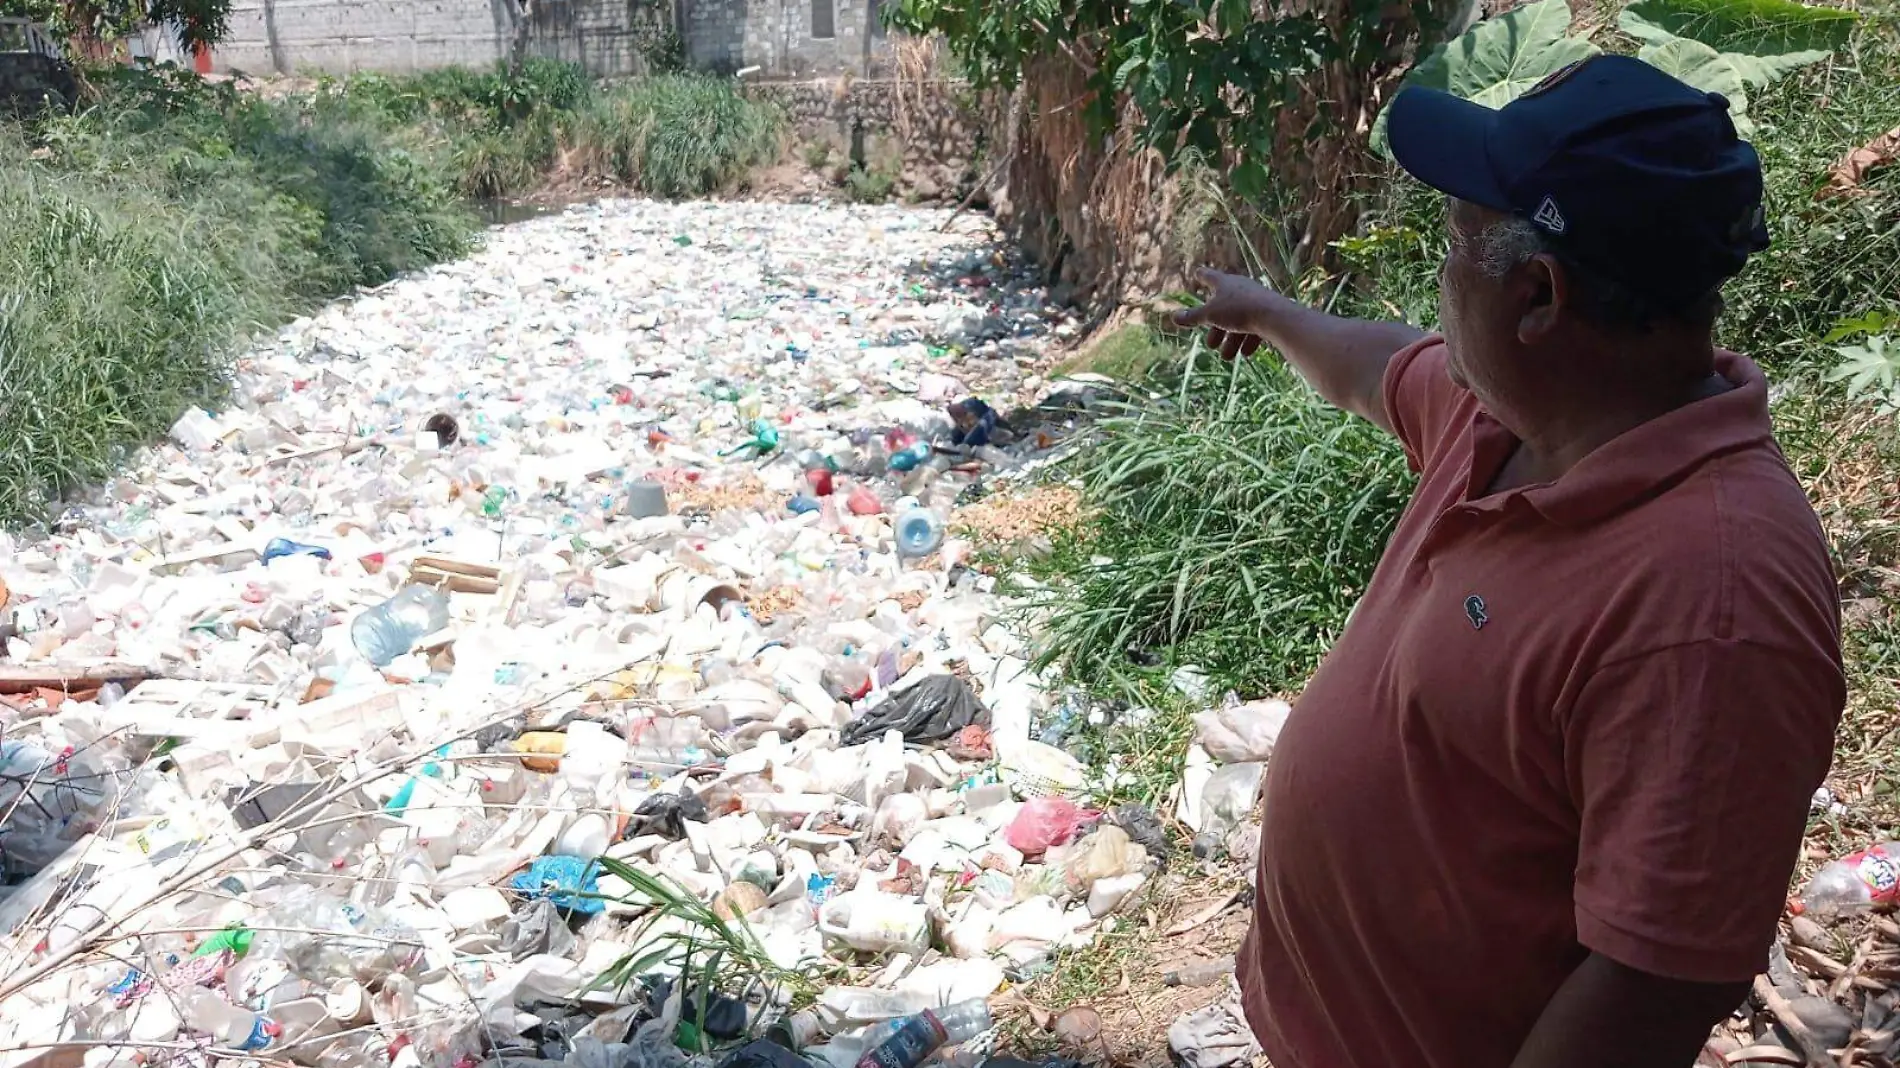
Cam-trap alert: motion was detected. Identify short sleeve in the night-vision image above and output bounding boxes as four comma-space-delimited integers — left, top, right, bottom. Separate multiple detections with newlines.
1380, 336, 1469, 473
1566, 639, 1843, 982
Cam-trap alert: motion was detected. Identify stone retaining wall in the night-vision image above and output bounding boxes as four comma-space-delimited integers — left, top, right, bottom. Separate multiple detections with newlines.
0, 53, 76, 116
744, 76, 984, 202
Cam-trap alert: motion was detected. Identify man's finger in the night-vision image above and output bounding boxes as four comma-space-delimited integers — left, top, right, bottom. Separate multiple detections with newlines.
1195, 266, 1223, 292
1240, 335, 1264, 358
1173, 304, 1209, 329
1219, 330, 1245, 361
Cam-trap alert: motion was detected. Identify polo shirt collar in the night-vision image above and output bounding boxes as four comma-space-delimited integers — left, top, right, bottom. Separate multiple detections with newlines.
1471, 350, 1774, 527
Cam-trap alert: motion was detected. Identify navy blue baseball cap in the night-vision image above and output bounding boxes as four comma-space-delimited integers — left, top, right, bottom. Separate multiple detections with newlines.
1387, 53, 1771, 310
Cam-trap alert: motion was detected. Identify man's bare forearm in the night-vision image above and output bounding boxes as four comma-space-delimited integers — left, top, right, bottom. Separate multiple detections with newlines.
1178, 270, 1425, 432
1510, 952, 1747, 1068
1241, 289, 1425, 431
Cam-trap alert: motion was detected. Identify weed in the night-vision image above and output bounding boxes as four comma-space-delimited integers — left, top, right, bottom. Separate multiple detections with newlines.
802, 139, 833, 172
590, 858, 828, 1020
565, 76, 782, 197
0, 78, 474, 522
844, 163, 897, 203
0, 140, 261, 519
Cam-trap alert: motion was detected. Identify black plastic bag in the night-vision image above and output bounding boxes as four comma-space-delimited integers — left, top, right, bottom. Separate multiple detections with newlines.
715, 1041, 810, 1068
625, 789, 710, 840
841, 674, 989, 746
1110, 802, 1174, 864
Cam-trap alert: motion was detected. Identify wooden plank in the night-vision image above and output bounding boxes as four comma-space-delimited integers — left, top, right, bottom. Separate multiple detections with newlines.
0, 662, 148, 694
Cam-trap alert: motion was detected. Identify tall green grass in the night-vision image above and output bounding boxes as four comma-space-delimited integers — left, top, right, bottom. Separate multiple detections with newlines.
339, 64, 784, 200
562, 75, 783, 198
1029, 347, 1411, 698
0, 147, 272, 518
0, 76, 478, 522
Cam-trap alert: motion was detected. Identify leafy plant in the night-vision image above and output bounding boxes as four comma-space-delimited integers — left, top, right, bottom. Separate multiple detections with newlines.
1828, 335, 1900, 413
1639, 37, 1756, 133
1371, 0, 1598, 154
844, 163, 897, 203
1826, 310, 1900, 345
1619, 0, 1858, 87
589, 858, 817, 1011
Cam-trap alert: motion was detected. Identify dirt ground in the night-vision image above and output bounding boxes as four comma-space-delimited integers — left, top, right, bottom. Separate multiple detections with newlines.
1000, 864, 1257, 1067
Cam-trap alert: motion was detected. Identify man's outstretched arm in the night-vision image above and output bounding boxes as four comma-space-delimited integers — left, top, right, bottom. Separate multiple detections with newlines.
1510, 952, 1746, 1068
1173, 268, 1426, 433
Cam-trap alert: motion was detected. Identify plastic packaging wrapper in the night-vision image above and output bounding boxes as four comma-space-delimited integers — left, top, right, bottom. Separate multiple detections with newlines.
1005, 797, 1088, 855
1194, 699, 1292, 765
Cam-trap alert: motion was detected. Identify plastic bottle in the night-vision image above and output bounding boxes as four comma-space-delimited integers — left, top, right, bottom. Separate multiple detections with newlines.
350, 585, 451, 667
1800, 841, 1900, 916
887, 441, 934, 473
1163, 954, 1237, 987
894, 508, 945, 558
854, 1000, 991, 1068
184, 989, 281, 1051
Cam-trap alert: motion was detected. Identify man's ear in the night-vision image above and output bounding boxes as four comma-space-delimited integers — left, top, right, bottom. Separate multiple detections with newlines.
1517, 252, 1566, 344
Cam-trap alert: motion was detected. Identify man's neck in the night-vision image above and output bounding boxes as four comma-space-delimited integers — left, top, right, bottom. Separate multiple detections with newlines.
1491, 367, 1733, 494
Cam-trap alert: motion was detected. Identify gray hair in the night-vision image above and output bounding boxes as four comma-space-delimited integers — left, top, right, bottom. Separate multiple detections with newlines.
1473, 217, 1548, 280
1457, 214, 1722, 332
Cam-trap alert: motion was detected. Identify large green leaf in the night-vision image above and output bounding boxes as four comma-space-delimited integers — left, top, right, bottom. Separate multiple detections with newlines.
1371, 0, 1599, 155
1619, 0, 1857, 87
1638, 38, 1756, 136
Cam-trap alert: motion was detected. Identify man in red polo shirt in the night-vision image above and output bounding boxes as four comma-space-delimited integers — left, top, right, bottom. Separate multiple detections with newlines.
1175, 55, 1844, 1068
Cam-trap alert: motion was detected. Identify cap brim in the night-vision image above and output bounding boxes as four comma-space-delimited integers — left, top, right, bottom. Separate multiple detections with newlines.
1387, 87, 1512, 212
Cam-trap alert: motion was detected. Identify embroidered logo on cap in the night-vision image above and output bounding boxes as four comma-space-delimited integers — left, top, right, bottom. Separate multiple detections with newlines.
1533, 196, 1567, 235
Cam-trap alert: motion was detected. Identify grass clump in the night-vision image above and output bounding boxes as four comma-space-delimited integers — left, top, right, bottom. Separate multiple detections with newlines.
844, 162, 898, 203
1027, 343, 1411, 699
1056, 320, 1178, 380
338, 64, 784, 199
0, 144, 265, 518
0, 71, 476, 522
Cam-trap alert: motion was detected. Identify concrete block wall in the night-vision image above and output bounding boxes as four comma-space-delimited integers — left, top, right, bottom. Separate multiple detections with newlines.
216, 0, 512, 73
681, 0, 887, 78
213, 0, 894, 82
527, 0, 661, 77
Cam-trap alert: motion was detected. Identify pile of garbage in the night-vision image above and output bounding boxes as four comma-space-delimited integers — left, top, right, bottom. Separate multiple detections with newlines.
0, 200, 1146, 1068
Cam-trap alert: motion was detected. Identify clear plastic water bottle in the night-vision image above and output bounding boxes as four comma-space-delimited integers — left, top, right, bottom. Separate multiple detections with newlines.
854, 999, 991, 1068
894, 507, 944, 557
183, 989, 280, 1051
350, 586, 450, 667
1800, 841, 1900, 916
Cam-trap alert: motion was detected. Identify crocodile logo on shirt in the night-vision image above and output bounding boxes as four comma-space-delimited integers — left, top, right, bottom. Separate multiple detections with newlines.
1464, 594, 1489, 630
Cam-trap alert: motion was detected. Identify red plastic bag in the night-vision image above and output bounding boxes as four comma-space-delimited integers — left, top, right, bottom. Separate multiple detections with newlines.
1006, 796, 1086, 854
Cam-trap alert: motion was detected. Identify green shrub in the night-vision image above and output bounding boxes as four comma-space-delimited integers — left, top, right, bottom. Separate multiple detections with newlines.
1029, 345, 1412, 697
0, 144, 262, 519
844, 163, 896, 203
567, 76, 782, 197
